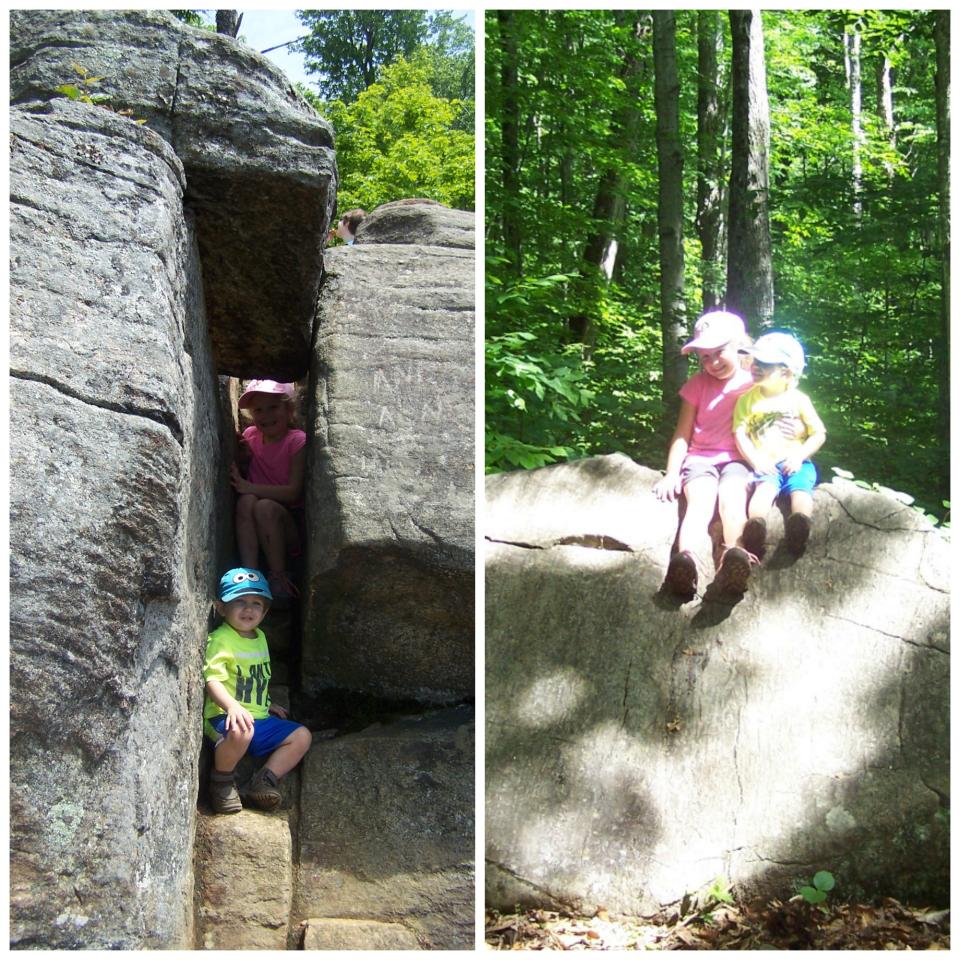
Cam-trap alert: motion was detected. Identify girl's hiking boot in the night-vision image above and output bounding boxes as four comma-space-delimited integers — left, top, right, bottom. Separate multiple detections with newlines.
713, 545, 755, 596
785, 513, 812, 556
244, 767, 282, 811
209, 770, 242, 815
664, 550, 700, 599
741, 517, 767, 558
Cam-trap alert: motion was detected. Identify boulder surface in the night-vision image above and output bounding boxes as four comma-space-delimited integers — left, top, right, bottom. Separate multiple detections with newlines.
303, 203, 475, 703
297, 707, 476, 949
10, 99, 220, 948
10, 8, 337, 380
486, 454, 949, 915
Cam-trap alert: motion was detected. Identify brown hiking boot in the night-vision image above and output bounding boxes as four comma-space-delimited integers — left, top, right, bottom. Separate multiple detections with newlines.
785, 513, 811, 556
209, 771, 242, 815
664, 550, 699, 599
713, 545, 754, 595
741, 517, 767, 558
245, 767, 282, 811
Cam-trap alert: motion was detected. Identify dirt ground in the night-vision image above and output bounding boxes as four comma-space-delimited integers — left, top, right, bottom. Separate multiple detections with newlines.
486, 898, 950, 951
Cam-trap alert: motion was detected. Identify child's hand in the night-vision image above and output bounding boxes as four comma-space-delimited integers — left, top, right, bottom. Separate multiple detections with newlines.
225, 703, 254, 733
779, 454, 804, 476
752, 456, 779, 477
653, 472, 682, 502
229, 463, 253, 495
268, 704, 288, 719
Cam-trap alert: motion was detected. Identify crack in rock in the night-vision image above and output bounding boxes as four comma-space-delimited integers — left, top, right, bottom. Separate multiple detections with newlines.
11, 369, 184, 446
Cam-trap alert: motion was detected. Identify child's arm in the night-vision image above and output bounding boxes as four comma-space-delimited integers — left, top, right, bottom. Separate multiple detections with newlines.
735, 423, 779, 477
205, 679, 255, 732
653, 400, 696, 502
779, 401, 826, 476
229, 448, 305, 504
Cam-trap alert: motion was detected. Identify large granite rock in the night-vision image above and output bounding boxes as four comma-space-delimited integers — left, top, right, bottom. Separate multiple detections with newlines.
356, 199, 475, 249
296, 707, 475, 949
302, 205, 475, 703
10, 9, 337, 380
486, 454, 949, 915
194, 810, 294, 950
10, 100, 221, 948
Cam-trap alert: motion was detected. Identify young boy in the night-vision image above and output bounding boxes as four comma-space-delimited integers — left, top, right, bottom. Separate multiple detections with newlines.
733, 332, 827, 557
204, 568, 312, 814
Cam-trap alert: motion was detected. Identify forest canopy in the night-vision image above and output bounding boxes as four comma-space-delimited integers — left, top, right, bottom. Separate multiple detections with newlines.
485, 9, 948, 522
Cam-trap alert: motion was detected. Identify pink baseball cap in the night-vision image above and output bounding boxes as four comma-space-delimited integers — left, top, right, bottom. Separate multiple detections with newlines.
238, 379, 295, 409
681, 310, 747, 355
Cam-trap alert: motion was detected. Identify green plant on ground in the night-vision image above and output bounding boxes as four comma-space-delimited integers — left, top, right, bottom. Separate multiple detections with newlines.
798, 870, 836, 910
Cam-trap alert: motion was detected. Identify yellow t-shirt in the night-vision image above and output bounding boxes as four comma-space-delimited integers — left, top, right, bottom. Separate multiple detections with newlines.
733, 385, 824, 464
202, 622, 272, 735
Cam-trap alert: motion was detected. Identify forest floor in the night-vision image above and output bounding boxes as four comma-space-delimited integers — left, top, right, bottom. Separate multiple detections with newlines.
486, 899, 950, 951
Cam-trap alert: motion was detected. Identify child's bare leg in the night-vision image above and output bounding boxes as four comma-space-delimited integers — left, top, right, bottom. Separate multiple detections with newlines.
214, 725, 254, 772
252, 499, 299, 576
263, 725, 312, 779
677, 475, 718, 559
718, 473, 748, 548
235, 494, 260, 568
789, 489, 813, 517
747, 480, 778, 520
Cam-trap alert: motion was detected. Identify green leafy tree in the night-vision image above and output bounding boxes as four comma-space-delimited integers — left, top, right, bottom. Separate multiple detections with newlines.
296, 10, 430, 103
320, 56, 474, 213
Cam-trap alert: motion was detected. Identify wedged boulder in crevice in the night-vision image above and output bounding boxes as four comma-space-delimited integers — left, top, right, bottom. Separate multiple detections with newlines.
10, 8, 337, 380
303, 212, 475, 703
486, 453, 949, 915
10, 99, 221, 948
296, 707, 475, 949
355, 198, 474, 249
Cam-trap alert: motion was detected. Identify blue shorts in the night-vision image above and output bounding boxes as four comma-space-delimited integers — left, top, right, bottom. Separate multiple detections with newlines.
206, 714, 306, 757
753, 460, 817, 495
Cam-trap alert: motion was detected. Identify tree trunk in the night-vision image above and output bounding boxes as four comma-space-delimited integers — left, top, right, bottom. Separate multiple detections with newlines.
876, 52, 896, 179
567, 15, 647, 343
726, 10, 774, 332
215, 10, 242, 38
498, 10, 522, 275
653, 11, 687, 424
845, 21, 864, 222
697, 11, 725, 312
934, 11, 949, 494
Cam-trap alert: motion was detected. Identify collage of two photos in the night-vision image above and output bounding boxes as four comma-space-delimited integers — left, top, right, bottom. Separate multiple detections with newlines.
8, 6, 949, 952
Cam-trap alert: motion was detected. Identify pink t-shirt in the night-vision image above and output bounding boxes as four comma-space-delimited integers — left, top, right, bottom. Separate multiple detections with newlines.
678, 368, 753, 464
242, 426, 306, 504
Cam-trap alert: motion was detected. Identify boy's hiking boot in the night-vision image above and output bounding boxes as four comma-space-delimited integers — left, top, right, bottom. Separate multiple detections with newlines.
209, 770, 242, 815
741, 517, 767, 558
245, 767, 282, 811
785, 513, 811, 557
714, 545, 755, 596
664, 550, 700, 599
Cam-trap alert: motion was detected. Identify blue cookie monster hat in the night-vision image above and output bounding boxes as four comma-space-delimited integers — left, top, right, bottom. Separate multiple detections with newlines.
218, 567, 273, 603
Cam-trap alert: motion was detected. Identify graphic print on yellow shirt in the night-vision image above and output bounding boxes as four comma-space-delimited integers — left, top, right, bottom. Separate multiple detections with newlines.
733, 386, 825, 465
202, 622, 272, 738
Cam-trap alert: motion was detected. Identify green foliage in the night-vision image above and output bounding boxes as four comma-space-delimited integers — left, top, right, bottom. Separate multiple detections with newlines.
297, 10, 430, 103
799, 870, 836, 909
485, 9, 947, 521
55, 63, 146, 124
169, 10, 213, 30
322, 56, 474, 213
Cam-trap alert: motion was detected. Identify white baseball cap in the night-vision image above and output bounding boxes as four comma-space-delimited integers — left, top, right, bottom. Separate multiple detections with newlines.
745, 332, 806, 377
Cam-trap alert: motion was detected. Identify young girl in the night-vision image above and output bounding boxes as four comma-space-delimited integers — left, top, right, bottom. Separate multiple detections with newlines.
652, 310, 756, 598
230, 380, 306, 601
